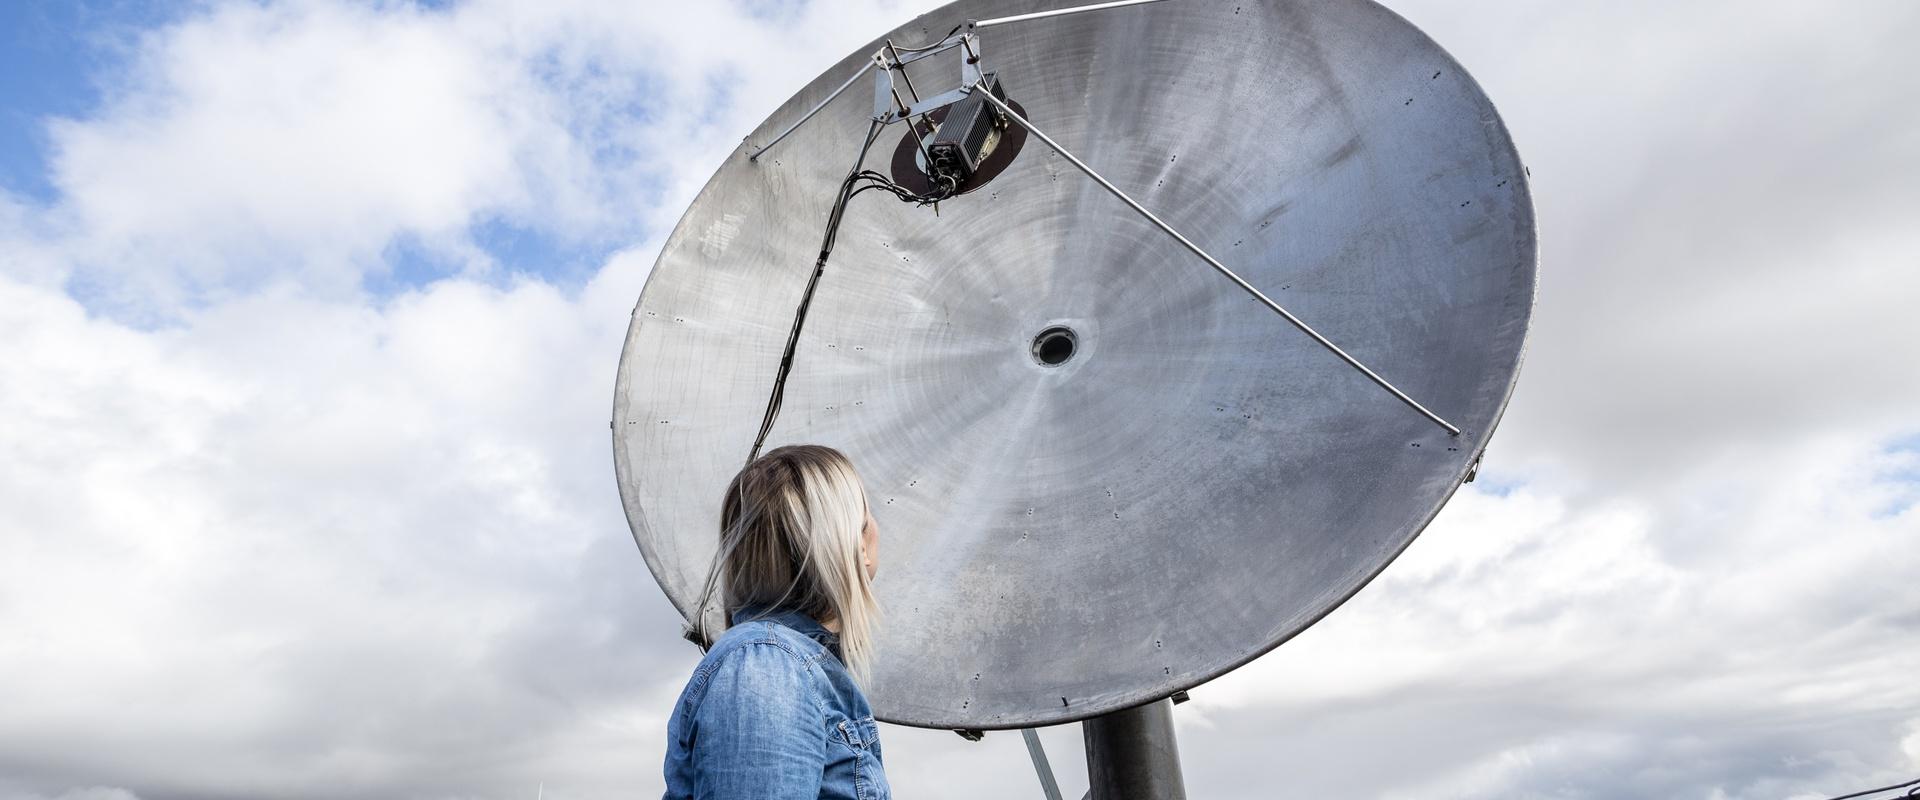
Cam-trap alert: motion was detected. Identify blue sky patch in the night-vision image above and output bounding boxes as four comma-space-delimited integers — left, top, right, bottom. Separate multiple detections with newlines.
1872, 432, 1920, 518
734, 0, 809, 24
365, 218, 615, 298
0, 0, 192, 202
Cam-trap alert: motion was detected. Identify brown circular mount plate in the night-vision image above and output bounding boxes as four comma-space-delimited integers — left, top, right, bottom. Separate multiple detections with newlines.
887, 99, 1031, 196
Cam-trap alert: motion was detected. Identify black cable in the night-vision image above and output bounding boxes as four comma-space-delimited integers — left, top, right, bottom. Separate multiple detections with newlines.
746, 121, 960, 464
1821, 776, 1920, 800
745, 123, 878, 463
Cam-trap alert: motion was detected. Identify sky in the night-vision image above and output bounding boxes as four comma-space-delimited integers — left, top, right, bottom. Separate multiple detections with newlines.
0, 1, 1916, 799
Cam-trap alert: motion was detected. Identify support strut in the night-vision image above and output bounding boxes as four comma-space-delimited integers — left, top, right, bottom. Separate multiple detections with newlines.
972, 85, 1463, 436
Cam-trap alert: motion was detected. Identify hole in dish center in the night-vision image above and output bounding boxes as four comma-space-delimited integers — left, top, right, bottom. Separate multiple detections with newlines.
1031, 326, 1077, 367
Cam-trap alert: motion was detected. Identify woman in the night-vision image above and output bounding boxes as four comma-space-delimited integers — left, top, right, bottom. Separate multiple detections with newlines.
661, 444, 891, 800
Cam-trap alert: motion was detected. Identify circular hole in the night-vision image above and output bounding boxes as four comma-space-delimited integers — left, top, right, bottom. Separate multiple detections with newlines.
1031, 326, 1077, 367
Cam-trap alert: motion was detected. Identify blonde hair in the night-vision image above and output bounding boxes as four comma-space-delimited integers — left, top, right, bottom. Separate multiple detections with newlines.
693, 444, 880, 683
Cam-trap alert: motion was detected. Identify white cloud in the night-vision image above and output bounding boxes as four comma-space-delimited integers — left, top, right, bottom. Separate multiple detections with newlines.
0, 269, 653, 797
32, 0, 947, 315
1178, 436, 1918, 797
47, 2, 560, 308
1395, 0, 1920, 489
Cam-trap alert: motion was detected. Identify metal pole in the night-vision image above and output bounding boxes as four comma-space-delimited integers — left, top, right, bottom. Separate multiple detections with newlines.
972, 86, 1463, 436
971, 0, 1174, 29
885, 41, 923, 102
1083, 699, 1185, 800
884, 40, 937, 141
747, 60, 876, 162
1022, 729, 1066, 800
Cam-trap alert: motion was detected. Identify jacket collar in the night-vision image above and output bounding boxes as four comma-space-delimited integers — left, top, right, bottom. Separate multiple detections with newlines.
730, 604, 840, 652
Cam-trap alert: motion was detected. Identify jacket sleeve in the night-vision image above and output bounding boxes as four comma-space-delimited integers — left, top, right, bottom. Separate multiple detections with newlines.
690, 642, 827, 799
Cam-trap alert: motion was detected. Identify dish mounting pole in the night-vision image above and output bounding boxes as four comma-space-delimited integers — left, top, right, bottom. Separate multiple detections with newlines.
1083, 699, 1187, 800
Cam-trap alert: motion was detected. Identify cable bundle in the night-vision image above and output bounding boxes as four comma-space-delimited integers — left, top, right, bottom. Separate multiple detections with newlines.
746, 121, 961, 463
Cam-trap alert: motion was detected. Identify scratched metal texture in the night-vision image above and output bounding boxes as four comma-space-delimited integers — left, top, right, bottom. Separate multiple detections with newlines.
613, 0, 1536, 729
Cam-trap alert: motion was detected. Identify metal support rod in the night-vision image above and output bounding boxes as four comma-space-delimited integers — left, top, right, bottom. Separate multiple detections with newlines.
884, 41, 936, 140
887, 81, 914, 120
1021, 729, 1065, 800
971, 0, 1174, 29
881, 61, 940, 169
885, 41, 922, 102
1083, 699, 1185, 800
748, 59, 875, 162
973, 86, 1463, 436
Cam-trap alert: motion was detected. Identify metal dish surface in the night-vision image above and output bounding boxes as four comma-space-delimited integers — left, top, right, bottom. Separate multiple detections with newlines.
613, 0, 1536, 729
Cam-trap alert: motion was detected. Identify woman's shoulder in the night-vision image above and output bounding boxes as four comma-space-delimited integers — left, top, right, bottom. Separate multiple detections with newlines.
674, 622, 833, 722
662, 623, 839, 776
694, 622, 828, 685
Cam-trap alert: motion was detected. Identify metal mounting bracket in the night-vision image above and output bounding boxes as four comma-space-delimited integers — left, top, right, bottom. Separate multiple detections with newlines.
871, 32, 985, 123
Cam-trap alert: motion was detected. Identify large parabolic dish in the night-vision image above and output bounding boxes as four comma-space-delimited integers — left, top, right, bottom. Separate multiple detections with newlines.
613, 0, 1535, 729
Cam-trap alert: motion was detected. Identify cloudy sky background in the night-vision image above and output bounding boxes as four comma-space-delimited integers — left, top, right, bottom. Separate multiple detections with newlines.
1, 0, 1916, 798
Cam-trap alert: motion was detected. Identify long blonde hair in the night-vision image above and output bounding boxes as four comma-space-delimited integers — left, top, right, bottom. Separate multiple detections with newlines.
693, 444, 880, 683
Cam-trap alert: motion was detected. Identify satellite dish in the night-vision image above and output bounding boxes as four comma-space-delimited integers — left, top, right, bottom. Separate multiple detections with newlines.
613, 0, 1535, 732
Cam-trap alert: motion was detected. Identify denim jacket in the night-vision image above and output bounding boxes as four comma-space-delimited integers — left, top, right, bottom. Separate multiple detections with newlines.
662, 606, 891, 800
